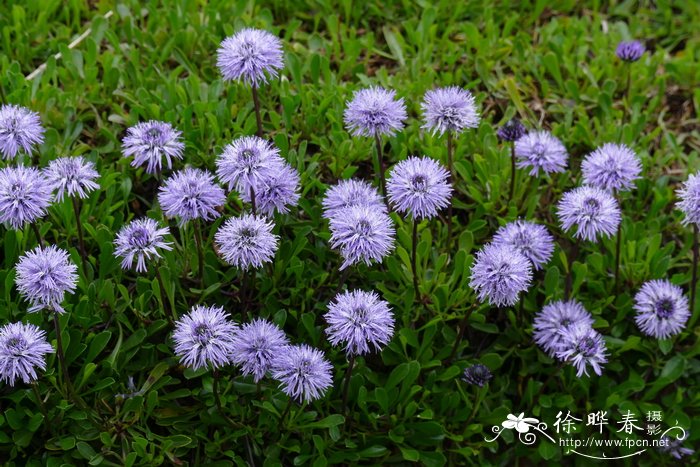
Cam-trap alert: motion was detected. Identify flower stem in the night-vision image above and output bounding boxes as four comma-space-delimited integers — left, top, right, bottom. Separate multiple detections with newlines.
71, 197, 89, 274
280, 398, 293, 425
692, 224, 698, 316
31, 223, 44, 248
509, 143, 517, 204
53, 312, 76, 401
333, 266, 351, 297
155, 267, 176, 323
249, 185, 257, 215
614, 222, 623, 294
341, 354, 356, 413
251, 85, 263, 138
447, 303, 477, 363
411, 218, 419, 295
193, 220, 205, 287
374, 134, 387, 199
564, 242, 579, 300
446, 130, 454, 244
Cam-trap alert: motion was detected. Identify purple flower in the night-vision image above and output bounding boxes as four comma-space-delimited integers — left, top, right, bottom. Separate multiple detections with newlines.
322, 179, 386, 220
659, 433, 694, 459
324, 289, 395, 355
616, 40, 645, 62
271, 344, 333, 403
514, 130, 568, 176
533, 300, 595, 357
497, 118, 526, 142
555, 324, 608, 377
230, 318, 289, 382
492, 220, 555, 270
344, 86, 407, 138
421, 86, 480, 135
122, 121, 185, 174
15, 245, 78, 314
0, 104, 44, 160
214, 214, 279, 270
676, 172, 700, 227
469, 243, 532, 307
0, 322, 53, 386
216, 28, 284, 87
0, 165, 53, 229
216, 136, 285, 193
44, 156, 100, 201
386, 156, 452, 220
557, 186, 621, 242
114, 218, 173, 273
158, 168, 226, 226
329, 205, 395, 270
581, 143, 641, 193
172, 305, 238, 370
633, 280, 690, 339
239, 163, 300, 216
461, 364, 493, 387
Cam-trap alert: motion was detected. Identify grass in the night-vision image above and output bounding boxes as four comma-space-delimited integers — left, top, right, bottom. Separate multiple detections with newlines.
0, 0, 699, 465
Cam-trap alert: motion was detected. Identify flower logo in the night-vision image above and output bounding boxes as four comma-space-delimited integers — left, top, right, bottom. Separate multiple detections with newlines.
502, 413, 540, 433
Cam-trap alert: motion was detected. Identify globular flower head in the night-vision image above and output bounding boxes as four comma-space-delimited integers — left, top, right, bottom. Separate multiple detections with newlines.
461, 363, 493, 387
469, 243, 532, 307
616, 40, 645, 62
216, 136, 285, 194
271, 344, 333, 403
492, 220, 555, 270
324, 289, 395, 355
514, 130, 568, 176
658, 433, 694, 459
16, 245, 78, 314
214, 214, 279, 270
675, 172, 700, 227
114, 218, 173, 273
633, 279, 690, 339
387, 156, 452, 220
230, 318, 289, 382
581, 143, 641, 193
344, 86, 407, 138
0, 165, 53, 229
122, 121, 185, 174
555, 324, 608, 377
0, 322, 53, 386
239, 163, 300, 216
557, 186, 621, 242
497, 118, 526, 142
329, 205, 395, 270
322, 179, 386, 220
172, 305, 238, 370
421, 86, 480, 135
216, 28, 284, 86
0, 104, 44, 160
533, 300, 595, 357
158, 167, 226, 226
44, 156, 100, 201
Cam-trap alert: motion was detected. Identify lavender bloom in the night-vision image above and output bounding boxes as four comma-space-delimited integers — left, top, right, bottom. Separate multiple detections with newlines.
469, 243, 532, 307
16, 245, 78, 314
0, 166, 53, 229
0, 104, 44, 160
533, 300, 595, 357
172, 305, 238, 370
114, 218, 173, 273
421, 86, 480, 135
0, 322, 53, 386
675, 172, 700, 226
322, 179, 386, 220
344, 87, 407, 138
158, 168, 226, 226
216, 136, 285, 195
44, 156, 100, 201
216, 28, 284, 87
492, 220, 555, 270
386, 156, 452, 220
497, 118, 526, 142
214, 214, 279, 270
555, 324, 608, 377
329, 205, 395, 270
271, 344, 333, 403
324, 290, 395, 355
581, 143, 641, 193
461, 364, 493, 387
633, 280, 690, 339
230, 318, 289, 382
239, 163, 300, 216
122, 121, 185, 174
616, 40, 645, 62
659, 433, 694, 459
514, 130, 568, 176
557, 186, 621, 242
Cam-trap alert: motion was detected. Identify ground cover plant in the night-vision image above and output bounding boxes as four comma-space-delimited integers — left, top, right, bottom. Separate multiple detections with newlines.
0, 1, 699, 465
